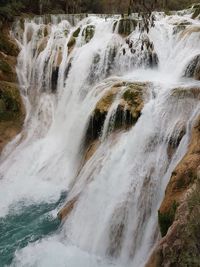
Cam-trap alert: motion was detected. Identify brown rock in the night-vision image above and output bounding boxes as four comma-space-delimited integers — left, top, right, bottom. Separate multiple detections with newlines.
57, 195, 78, 221
86, 81, 149, 142
146, 115, 200, 267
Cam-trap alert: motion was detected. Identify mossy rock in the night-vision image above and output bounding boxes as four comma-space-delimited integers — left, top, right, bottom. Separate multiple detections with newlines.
86, 82, 148, 142
73, 27, 81, 38
158, 201, 178, 237
0, 59, 12, 73
0, 81, 24, 121
0, 81, 24, 153
184, 54, 200, 80
192, 6, 200, 19
0, 34, 19, 57
113, 19, 137, 36
82, 25, 95, 43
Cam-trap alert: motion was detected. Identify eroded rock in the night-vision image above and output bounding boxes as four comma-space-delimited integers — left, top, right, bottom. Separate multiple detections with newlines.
113, 19, 137, 37
184, 54, 200, 80
86, 82, 148, 142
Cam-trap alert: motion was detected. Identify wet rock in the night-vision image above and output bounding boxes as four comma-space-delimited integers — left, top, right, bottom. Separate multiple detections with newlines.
37, 36, 49, 54
67, 36, 76, 53
0, 25, 25, 153
146, 115, 200, 267
57, 196, 78, 221
113, 19, 137, 37
179, 25, 200, 39
64, 59, 73, 79
86, 82, 148, 143
184, 54, 200, 80
72, 27, 81, 38
0, 81, 25, 152
82, 25, 95, 43
170, 86, 200, 99
172, 22, 188, 35
51, 66, 59, 92
149, 52, 159, 68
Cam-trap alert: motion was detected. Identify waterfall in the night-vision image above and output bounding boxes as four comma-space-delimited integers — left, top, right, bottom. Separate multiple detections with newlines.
0, 10, 200, 267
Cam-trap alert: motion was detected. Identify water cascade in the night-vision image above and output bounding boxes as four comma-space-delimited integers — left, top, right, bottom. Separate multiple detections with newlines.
0, 10, 200, 267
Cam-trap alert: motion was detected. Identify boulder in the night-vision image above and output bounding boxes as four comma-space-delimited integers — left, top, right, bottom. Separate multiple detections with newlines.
86, 82, 148, 142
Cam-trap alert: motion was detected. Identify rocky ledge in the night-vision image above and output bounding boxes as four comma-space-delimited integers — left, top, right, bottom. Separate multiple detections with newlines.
0, 24, 25, 153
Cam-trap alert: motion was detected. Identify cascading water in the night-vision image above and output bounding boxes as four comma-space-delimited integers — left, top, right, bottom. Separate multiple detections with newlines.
0, 9, 200, 267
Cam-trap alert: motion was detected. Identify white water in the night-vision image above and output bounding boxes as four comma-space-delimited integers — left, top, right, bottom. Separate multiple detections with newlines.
0, 10, 200, 267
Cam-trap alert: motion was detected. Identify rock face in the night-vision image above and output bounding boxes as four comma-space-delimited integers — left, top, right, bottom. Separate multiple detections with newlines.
0, 24, 24, 153
184, 54, 200, 81
146, 115, 200, 267
86, 81, 148, 143
113, 18, 137, 36
192, 4, 200, 19
82, 25, 95, 43
58, 81, 148, 221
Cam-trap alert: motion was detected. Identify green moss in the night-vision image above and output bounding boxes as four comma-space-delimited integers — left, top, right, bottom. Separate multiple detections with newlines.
0, 82, 22, 121
123, 90, 137, 105
158, 201, 178, 237
73, 27, 81, 38
0, 59, 12, 73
